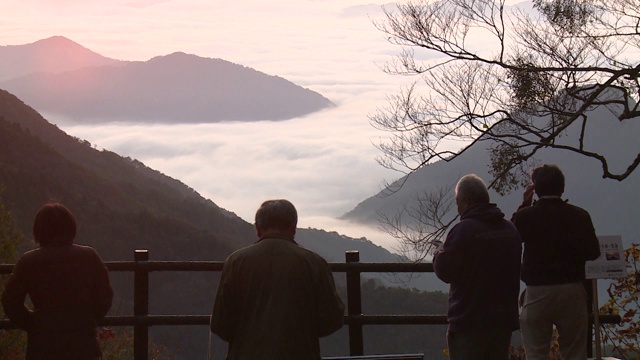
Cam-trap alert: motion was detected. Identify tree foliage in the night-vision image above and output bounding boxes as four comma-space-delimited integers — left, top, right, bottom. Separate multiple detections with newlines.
98, 328, 176, 360
372, 0, 640, 195
0, 190, 22, 264
601, 243, 640, 359
0, 191, 26, 359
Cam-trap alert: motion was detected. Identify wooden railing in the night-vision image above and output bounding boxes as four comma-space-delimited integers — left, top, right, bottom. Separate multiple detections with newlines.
0, 249, 620, 359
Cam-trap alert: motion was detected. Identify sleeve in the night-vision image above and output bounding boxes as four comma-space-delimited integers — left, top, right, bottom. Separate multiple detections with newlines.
510, 209, 528, 244
511, 207, 524, 227
1, 257, 32, 330
315, 259, 345, 337
90, 250, 114, 321
210, 262, 235, 342
580, 212, 601, 261
433, 223, 467, 284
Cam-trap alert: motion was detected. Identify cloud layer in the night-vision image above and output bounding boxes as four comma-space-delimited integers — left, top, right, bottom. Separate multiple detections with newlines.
0, 0, 535, 251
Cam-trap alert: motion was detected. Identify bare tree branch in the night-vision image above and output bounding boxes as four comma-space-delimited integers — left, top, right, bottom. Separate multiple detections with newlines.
371, 0, 640, 254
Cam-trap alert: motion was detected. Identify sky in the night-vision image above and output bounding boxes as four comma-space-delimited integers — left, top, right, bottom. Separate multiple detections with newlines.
0, 0, 526, 251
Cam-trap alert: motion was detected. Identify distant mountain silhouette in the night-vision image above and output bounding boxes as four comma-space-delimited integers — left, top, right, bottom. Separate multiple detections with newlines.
343, 98, 640, 248
0, 89, 447, 358
0, 37, 334, 123
0, 36, 122, 82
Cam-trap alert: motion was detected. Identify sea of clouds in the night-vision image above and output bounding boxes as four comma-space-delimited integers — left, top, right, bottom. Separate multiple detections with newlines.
48, 98, 404, 250
25, 1, 411, 250
2, 0, 537, 251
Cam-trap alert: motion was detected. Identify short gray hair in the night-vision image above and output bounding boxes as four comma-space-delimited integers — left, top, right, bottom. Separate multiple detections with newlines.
455, 174, 490, 205
255, 199, 298, 231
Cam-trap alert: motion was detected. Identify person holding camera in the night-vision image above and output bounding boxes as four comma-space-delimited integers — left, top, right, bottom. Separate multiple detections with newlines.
512, 164, 601, 360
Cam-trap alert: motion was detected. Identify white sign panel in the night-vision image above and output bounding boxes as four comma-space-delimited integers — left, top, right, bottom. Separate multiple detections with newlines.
585, 235, 627, 279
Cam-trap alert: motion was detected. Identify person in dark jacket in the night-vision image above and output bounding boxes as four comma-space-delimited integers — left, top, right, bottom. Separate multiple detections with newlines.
210, 199, 344, 360
512, 164, 600, 360
434, 174, 521, 360
2, 203, 114, 360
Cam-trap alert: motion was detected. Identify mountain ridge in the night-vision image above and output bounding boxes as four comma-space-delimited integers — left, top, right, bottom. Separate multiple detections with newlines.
343, 99, 640, 248
0, 36, 123, 81
0, 36, 334, 123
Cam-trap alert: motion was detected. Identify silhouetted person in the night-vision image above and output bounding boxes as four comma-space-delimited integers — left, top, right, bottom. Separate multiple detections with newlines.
2, 203, 113, 360
433, 174, 521, 360
210, 199, 344, 360
512, 164, 600, 360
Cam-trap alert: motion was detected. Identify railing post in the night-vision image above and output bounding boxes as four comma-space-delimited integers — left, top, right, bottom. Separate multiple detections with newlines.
134, 249, 149, 360
345, 250, 363, 356
587, 278, 599, 358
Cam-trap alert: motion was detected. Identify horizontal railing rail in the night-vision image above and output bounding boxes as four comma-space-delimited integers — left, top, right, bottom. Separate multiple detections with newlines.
0, 249, 620, 360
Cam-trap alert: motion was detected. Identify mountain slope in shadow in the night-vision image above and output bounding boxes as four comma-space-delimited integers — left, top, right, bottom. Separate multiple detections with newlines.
0, 88, 448, 358
343, 97, 640, 248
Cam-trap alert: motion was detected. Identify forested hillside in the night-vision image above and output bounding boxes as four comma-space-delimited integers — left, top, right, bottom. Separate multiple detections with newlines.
0, 89, 449, 358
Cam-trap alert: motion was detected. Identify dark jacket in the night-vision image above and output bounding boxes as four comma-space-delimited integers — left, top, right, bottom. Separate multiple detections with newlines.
512, 197, 601, 285
434, 203, 521, 333
211, 237, 345, 360
2, 244, 113, 360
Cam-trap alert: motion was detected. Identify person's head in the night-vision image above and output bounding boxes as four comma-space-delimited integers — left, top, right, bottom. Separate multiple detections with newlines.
33, 203, 77, 246
455, 174, 490, 214
531, 164, 565, 197
254, 199, 298, 240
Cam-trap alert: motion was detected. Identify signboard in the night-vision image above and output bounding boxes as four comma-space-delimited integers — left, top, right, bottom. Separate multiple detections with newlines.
585, 235, 627, 279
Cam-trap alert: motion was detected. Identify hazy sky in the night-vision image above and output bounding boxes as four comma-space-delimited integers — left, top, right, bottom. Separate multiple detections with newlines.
0, 0, 527, 250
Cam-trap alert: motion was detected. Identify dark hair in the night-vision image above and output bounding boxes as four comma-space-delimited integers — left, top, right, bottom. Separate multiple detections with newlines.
455, 174, 490, 205
254, 199, 298, 232
531, 164, 565, 196
33, 203, 77, 246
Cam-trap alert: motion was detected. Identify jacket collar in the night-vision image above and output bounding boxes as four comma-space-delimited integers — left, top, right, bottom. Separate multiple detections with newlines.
256, 236, 298, 245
